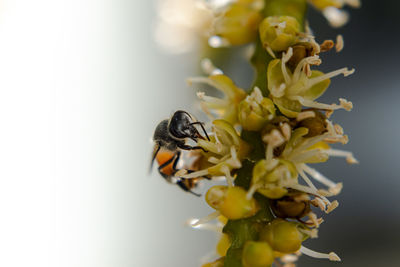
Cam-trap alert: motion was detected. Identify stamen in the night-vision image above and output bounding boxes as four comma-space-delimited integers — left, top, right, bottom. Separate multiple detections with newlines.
263, 129, 286, 148
181, 169, 210, 179
334, 123, 344, 135
282, 47, 293, 63
296, 111, 315, 121
286, 183, 321, 197
298, 167, 317, 190
326, 200, 339, 213
286, 182, 331, 206
305, 217, 324, 226
266, 144, 274, 161
290, 147, 327, 163
293, 193, 310, 202
293, 55, 320, 82
280, 123, 291, 141
199, 101, 216, 120
298, 228, 318, 239
336, 34, 344, 52
246, 184, 260, 200
308, 212, 321, 228
320, 39, 334, 52
226, 146, 241, 168
311, 198, 326, 211
265, 158, 280, 170
281, 47, 293, 86
292, 96, 349, 111
252, 87, 264, 103
307, 67, 354, 88
291, 134, 327, 155
329, 183, 343, 195
266, 46, 276, 58
339, 98, 353, 110
271, 83, 286, 98
208, 155, 225, 164
301, 164, 337, 188
189, 211, 221, 227
300, 246, 341, 261
221, 165, 234, 187
324, 148, 359, 164
199, 94, 229, 107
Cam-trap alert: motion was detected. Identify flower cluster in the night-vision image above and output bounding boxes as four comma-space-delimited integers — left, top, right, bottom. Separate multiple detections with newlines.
155, 0, 360, 266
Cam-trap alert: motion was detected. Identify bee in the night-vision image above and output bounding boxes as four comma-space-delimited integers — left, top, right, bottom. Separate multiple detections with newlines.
150, 110, 210, 196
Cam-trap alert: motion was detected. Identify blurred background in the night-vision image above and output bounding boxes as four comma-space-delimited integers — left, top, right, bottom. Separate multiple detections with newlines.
0, 0, 398, 266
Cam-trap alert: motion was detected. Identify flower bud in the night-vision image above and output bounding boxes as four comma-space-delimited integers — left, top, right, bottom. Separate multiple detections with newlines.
251, 159, 298, 199
206, 185, 259, 220
214, 3, 262, 45
259, 16, 300, 52
242, 241, 274, 267
259, 219, 303, 253
238, 88, 276, 131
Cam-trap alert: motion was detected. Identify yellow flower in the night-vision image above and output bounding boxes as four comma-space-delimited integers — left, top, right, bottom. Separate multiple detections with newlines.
248, 158, 298, 199
213, 1, 263, 45
267, 47, 354, 118
206, 185, 259, 220
188, 74, 247, 125
242, 241, 274, 267
238, 87, 276, 131
259, 219, 304, 253
259, 16, 300, 54
181, 119, 250, 186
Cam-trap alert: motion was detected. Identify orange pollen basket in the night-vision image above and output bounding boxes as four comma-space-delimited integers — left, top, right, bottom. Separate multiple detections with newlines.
156, 150, 176, 176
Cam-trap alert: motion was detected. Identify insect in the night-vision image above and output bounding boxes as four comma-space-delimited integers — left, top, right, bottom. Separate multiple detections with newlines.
150, 110, 210, 196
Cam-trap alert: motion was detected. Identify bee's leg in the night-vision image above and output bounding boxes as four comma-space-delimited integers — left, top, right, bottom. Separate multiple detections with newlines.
176, 179, 201, 197
190, 121, 210, 141
171, 151, 181, 172
149, 144, 161, 173
186, 169, 211, 180
177, 143, 208, 153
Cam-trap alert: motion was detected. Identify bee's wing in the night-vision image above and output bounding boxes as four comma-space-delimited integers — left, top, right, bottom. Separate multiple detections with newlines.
149, 144, 161, 174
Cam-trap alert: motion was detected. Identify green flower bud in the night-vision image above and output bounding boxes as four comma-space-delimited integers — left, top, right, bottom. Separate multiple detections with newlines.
238, 88, 276, 131
259, 219, 303, 253
242, 241, 274, 267
214, 3, 262, 45
251, 159, 298, 199
206, 186, 259, 220
259, 16, 300, 52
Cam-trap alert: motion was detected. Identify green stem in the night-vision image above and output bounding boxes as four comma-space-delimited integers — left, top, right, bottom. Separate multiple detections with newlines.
223, 1, 307, 266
